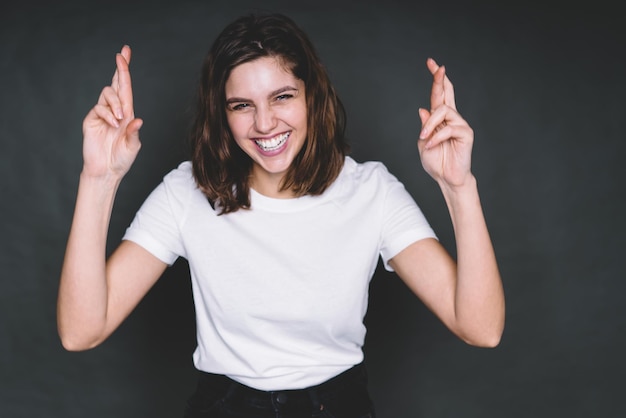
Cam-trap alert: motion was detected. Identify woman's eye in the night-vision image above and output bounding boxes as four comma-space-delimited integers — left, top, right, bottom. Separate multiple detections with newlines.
275, 94, 293, 101
231, 103, 250, 111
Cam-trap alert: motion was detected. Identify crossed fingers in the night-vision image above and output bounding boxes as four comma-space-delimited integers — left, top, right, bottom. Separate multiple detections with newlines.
418, 58, 469, 148
94, 45, 134, 128
427, 57, 456, 111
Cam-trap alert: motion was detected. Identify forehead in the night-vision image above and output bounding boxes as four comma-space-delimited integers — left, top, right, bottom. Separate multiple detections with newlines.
225, 56, 300, 96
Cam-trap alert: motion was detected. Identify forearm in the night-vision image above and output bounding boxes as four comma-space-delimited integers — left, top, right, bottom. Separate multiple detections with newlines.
57, 172, 121, 350
440, 175, 505, 347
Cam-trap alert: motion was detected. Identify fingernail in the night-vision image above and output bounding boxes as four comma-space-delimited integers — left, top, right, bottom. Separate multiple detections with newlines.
116, 109, 123, 119
419, 128, 428, 139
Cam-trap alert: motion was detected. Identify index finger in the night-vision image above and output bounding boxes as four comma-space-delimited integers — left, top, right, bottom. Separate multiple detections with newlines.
427, 58, 456, 110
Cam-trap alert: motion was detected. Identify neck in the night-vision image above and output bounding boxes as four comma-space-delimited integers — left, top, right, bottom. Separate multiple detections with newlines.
250, 171, 295, 199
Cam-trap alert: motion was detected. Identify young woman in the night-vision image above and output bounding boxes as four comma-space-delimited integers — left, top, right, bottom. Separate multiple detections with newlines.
58, 13, 505, 418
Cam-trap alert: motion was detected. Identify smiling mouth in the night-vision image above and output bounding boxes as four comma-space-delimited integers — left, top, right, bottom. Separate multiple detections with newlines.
254, 132, 290, 152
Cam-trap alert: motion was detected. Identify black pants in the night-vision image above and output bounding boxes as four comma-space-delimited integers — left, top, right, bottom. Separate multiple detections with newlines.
183, 363, 376, 418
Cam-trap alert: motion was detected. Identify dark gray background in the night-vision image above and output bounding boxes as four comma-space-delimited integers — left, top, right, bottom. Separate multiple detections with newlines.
2, 0, 624, 417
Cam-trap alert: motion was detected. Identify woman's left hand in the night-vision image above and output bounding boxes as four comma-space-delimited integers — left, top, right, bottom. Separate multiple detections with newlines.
418, 58, 474, 189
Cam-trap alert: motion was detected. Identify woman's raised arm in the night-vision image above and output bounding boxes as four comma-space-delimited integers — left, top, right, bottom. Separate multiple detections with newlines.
389, 58, 505, 347
57, 46, 167, 351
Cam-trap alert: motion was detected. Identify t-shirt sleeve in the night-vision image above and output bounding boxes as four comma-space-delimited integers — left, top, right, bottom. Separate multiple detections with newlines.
121, 163, 191, 265
378, 165, 437, 272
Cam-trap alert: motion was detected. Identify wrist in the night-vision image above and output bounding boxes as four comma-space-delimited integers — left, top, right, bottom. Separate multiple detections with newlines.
437, 174, 478, 198
79, 170, 124, 193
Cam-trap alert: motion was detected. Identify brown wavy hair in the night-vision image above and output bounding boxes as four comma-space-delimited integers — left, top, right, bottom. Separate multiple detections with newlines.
190, 13, 348, 214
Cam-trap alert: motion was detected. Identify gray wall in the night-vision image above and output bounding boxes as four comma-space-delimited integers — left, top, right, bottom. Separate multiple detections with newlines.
2, 0, 624, 417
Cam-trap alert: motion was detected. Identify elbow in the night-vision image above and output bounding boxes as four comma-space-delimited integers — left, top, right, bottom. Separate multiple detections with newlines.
57, 310, 108, 351
58, 331, 101, 352
57, 324, 105, 352
457, 319, 505, 348
59, 334, 103, 352
458, 304, 506, 348
466, 331, 502, 348
59, 337, 98, 352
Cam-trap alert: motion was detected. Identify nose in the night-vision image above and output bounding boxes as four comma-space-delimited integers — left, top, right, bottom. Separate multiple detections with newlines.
254, 105, 277, 134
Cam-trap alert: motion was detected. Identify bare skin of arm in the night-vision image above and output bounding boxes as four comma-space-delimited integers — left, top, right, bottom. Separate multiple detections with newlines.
389, 59, 505, 347
57, 46, 167, 351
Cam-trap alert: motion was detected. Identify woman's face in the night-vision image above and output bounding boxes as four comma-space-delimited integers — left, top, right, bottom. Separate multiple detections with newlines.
225, 56, 307, 197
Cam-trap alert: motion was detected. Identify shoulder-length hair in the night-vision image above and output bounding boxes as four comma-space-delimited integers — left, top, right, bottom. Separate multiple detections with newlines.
190, 13, 348, 214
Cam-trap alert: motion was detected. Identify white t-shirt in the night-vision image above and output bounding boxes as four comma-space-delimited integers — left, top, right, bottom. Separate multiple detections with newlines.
123, 156, 436, 390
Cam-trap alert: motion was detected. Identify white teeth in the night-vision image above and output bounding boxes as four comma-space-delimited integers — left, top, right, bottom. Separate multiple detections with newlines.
255, 132, 289, 151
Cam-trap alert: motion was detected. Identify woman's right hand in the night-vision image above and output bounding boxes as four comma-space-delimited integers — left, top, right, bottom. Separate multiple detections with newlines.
82, 45, 143, 180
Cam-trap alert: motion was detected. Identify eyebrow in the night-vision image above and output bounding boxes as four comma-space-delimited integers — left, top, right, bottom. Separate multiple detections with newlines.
225, 86, 299, 104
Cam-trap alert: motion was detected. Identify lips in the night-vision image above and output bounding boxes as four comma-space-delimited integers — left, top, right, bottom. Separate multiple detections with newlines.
254, 132, 290, 152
